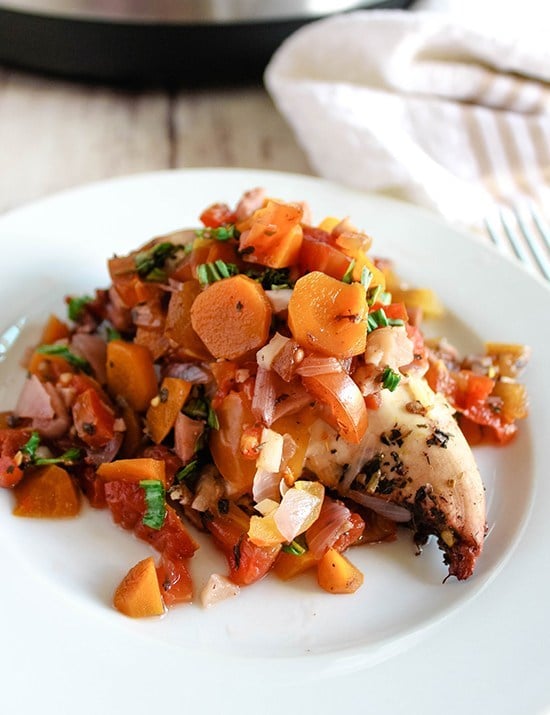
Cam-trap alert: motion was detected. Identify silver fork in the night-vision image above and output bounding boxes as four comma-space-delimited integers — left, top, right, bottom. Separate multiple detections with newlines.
484, 202, 550, 282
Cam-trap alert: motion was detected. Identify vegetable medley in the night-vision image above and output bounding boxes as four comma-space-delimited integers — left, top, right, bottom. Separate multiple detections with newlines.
0, 188, 529, 616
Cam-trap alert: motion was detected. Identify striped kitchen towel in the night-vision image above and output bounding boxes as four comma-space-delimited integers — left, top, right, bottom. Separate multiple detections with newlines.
265, 7, 550, 258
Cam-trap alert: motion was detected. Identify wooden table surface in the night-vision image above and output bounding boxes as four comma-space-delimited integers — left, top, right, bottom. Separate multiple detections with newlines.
0, 67, 313, 216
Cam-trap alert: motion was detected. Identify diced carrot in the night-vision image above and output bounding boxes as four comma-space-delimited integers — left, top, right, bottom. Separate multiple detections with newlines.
273, 549, 319, 581
39, 314, 70, 344
13, 465, 80, 518
27, 351, 73, 381
316, 548, 364, 594
106, 340, 158, 412
288, 272, 368, 358
146, 377, 192, 444
237, 200, 303, 268
113, 557, 165, 618
302, 372, 368, 444
164, 281, 211, 361
97, 458, 166, 486
108, 253, 162, 308
190, 275, 272, 360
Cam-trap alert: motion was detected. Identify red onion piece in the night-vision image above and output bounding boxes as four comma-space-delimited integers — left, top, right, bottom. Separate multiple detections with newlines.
32, 382, 70, 439
306, 498, 352, 559
163, 362, 211, 384
270, 381, 312, 422
71, 333, 107, 384
235, 187, 266, 222
347, 489, 411, 523
86, 433, 123, 466
252, 468, 280, 503
16, 375, 54, 420
174, 413, 205, 463
251, 367, 277, 426
296, 355, 343, 377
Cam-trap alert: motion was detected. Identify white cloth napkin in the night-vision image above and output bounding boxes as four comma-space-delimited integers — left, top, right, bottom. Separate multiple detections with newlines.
265, 5, 550, 245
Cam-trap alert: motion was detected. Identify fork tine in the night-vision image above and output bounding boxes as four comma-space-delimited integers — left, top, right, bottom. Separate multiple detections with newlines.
512, 205, 550, 281
528, 203, 550, 251
499, 207, 535, 267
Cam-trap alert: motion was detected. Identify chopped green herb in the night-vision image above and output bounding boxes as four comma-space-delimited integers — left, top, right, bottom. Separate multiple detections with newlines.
367, 284, 383, 307
140, 479, 166, 530
176, 459, 199, 482
367, 308, 389, 333
134, 242, 183, 282
382, 366, 401, 392
341, 259, 356, 284
67, 295, 93, 322
21, 431, 40, 461
36, 344, 91, 373
282, 540, 307, 557
388, 318, 405, 327
247, 267, 292, 290
195, 224, 237, 242
378, 291, 392, 306
196, 260, 239, 286
360, 267, 373, 289
20, 432, 81, 466
105, 325, 121, 342
35, 447, 82, 466
207, 404, 219, 430
176, 460, 199, 482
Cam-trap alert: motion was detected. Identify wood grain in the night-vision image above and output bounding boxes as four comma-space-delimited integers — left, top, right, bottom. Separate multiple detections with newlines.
0, 69, 311, 215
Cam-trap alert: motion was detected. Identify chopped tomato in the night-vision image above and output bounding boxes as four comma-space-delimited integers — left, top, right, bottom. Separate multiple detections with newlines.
140, 444, 183, 489
200, 203, 236, 228
384, 302, 409, 323
156, 552, 193, 606
72, 388, 116, 449
452, 371, 495, 411
74, 463, 106, 508
205, 503, 281, 586
299, 227, 352, 280
104, 481, 198, 560
332, 512, 366, 552
0, 428, 32, 488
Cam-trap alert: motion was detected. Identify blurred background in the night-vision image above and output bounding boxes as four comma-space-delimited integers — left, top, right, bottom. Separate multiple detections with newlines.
0, 0, 547, 241
0, 0, 419, 214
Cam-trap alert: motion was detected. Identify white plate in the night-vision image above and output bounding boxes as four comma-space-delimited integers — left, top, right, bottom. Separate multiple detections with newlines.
0, 169, 548, 715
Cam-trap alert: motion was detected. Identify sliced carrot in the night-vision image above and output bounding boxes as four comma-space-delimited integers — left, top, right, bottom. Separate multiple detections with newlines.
317, 548, 364, 594
96, 458, 166, 486
146, 377, 192, 444
237, 200, 303, 268
288, 272, 368, 358
39, 314, 70, 344
190, 275, 272, 360
106, 340, 158, 412
164, 281, 211, 361
13, 465, 80, 518
113, 557, 165, 618
302, 372, 368, 444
